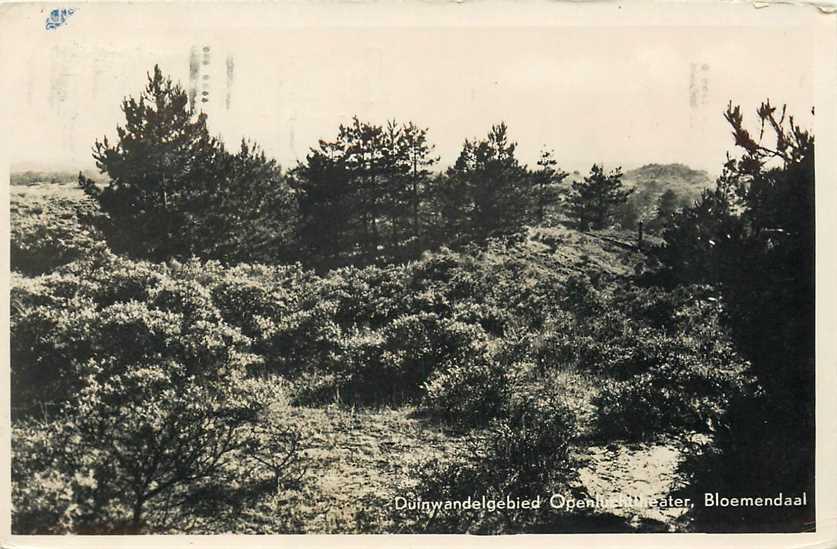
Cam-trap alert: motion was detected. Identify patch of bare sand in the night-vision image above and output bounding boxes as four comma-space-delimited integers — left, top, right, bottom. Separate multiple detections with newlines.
574, 438, 693, 531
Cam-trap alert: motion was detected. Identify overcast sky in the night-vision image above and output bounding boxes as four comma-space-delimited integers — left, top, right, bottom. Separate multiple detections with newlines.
3, 3, 816, 175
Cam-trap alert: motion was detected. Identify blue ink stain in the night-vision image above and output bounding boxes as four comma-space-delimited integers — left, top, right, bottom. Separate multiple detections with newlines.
45, 8, 75, 31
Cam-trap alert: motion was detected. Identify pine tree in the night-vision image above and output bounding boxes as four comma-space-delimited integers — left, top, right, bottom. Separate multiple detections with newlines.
655, 189, 680, 219
399, 122, 438, 255
654, 100, 815, 531
530, 148, 568, 225
444, 122, 531, 242
197, 140, 297, 263
290, 117, 438, 268
568, 164, 632, 230
289, 131, 356, 268
80, 65, 223, 260
80, 66, 296, 263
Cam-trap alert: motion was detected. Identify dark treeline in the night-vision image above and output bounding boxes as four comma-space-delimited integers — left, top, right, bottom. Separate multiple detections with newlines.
80, 66, 624, 270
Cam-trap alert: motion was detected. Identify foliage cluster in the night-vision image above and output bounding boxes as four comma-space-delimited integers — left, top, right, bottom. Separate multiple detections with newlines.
79, 67, 296, 263
567, 164, 632, 231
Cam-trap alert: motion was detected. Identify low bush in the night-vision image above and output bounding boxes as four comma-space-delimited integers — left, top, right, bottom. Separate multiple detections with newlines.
209, 262, 314, 339
9, 227, 760, 533
422, 359, 510, 428
528, 282, 755, 441
11, 370, 289, 533
402, 395, 579, 533
291, 315, 500, 407
10, 252, 258, 416
593, 375, 668, 440
382, 315, 490, 401
12, 374, 307, 535
592, 337, 752, 441
420, 323, 512, 427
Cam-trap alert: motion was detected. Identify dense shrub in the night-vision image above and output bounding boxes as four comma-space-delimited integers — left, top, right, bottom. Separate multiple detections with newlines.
12, 374, 306, 535
290, 315, 501, 407
318, 265, 412, 328
675, 389, 812, 532
11, 421, 86, 533
9, 218, 759, 532
423, 359, 510, 428
406, 243, 568, 333
197, 249, 552, 408
9, 251, 306, 533
516, 280, 754, 441
382, 315, 490, 401
261, 300, 345, 378
593, 375, 670, 440
588, 299, 751, 440
12, 371, 269, 534
10, 252, 258, 415
10, 191, 107, 275
417, 321, 514, 427
301, 328, 387, 404
209, 262, 314, 337
474, 395, 579, 497
650, 102, 815, 531
402, 395, 579, 533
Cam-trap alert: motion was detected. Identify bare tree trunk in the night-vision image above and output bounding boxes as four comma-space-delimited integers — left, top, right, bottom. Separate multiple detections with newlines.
129, 498, 145, 534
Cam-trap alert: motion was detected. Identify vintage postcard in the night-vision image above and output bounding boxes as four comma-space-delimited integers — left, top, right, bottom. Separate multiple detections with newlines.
1, 1, 835, 547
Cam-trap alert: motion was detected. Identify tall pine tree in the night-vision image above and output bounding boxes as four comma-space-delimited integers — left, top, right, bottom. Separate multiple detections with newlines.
81, 66, 296, 263
530, 147, 568, 225
289, 117, 438, 268
444, 122, 531, 242
80, 66, 223, 260
653, 100, 815, 531
567, 164, 632, 230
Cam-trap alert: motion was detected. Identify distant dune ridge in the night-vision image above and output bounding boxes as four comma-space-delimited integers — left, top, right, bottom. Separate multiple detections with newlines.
618, 163, 715, 223
622, 163, 714, 195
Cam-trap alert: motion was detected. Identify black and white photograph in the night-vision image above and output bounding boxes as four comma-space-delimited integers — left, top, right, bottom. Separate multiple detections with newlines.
1, 1, 835, 544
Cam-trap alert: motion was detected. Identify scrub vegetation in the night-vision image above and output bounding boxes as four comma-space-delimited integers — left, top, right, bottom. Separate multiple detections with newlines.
10, 67, 814, 533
